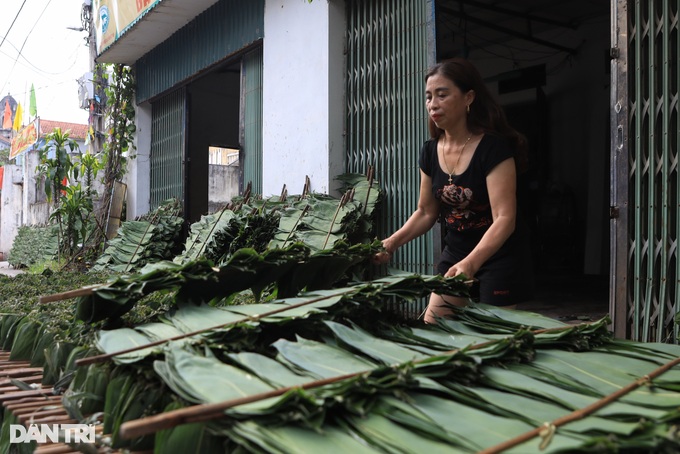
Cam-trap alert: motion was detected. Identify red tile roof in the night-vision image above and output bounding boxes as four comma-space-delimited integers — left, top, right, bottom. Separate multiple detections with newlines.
40, 119, 89, 141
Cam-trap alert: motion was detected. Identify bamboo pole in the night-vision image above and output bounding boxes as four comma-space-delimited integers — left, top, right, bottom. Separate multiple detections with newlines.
118, 322, 605, 440
39, 285, 101, 303
281, 205, 310, 248
77, 275, 476, 366
322, 189, 353, 249
478, 356, 680, 454
119, 372, 360, 440
361, 166, 375, 216
75, 288, 357, 367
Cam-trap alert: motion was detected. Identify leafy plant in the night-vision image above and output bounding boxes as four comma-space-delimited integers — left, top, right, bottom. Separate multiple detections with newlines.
92, 64, 136, 251
7, 225, 59, 268
36, 128, 79, 205
36, 128, 103, 261
50, 183, 94, 255
78, 150, 104, 198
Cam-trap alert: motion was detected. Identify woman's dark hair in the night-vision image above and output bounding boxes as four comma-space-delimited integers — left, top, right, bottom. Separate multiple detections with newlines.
425, 58, 528, 172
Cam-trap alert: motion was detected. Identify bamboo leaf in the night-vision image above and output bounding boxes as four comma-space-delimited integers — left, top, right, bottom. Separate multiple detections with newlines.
325, 321, 426, 365
231, 421, 381, 454
274, 336, 376, 378
155, 402, 224, 454
155, 346, 273, 404
96, 328, 159, 364
343, 413, 467, 454
227, 352, 315, 387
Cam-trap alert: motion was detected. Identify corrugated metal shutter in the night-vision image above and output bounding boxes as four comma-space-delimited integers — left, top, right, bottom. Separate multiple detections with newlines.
136, 0, 264, 103
150, 89, 186, 211
345, 0, 435, 317
242, 48, 264, 195
614, 0, 680, 342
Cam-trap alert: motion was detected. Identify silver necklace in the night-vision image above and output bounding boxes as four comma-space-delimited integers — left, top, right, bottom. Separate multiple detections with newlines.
442, 135, 472, 184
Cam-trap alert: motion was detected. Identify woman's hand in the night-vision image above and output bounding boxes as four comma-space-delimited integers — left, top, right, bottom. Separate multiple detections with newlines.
445, 260, 477, 279
372, 250, 392, 264
372, 239, 395, 264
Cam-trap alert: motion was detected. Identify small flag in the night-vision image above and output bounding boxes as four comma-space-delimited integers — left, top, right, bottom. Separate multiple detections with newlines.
12, 103, 23, 131
2, 101, 11, 129
29, 84, 37, 117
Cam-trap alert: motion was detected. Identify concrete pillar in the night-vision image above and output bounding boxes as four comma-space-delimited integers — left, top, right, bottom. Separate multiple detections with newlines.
126, 101, 152, 218
262, 0, 345, 197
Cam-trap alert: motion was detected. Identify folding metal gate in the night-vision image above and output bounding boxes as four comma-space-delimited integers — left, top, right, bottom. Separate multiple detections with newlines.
150, 89, 186, 211
612, 0, 680, 342
242, 48, 264, 196
345, 0, 436, 316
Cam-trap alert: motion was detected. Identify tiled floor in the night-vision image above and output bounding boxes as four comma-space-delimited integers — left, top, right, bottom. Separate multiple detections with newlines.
519, 273, 610, 324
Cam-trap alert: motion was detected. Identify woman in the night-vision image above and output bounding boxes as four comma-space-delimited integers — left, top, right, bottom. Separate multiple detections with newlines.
374, 58, 534, 323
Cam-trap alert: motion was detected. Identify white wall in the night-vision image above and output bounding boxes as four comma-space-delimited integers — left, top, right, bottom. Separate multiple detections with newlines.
0, 164, 23, 258
0, 139, 87, 258
126, 102, 152, 218
262, 0, 345, 197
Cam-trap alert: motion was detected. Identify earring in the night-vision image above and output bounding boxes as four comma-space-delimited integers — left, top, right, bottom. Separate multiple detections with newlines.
466, 104, 470, 114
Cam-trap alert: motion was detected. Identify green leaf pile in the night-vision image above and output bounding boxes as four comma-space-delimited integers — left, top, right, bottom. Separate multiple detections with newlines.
7, 225, 59, 268
175, 173, 383, 265
92, 199, 183, 273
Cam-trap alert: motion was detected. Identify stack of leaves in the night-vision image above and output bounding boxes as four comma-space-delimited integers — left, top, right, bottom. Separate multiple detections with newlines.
174, 206, 281, 266
92, 199, 184, 273
268, 190, 377, 252
435, 305, 613, 351
7, 225, 59, 268
174, 172, 382, 266
88, 273, 473, 365
40, 257, 680, 454
205, 209, 281, 264
173, 210, 236, 264
107, 313, 680, 454
75, 240, 384, 324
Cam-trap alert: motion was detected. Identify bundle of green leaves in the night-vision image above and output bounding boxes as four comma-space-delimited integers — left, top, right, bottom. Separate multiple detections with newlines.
93, 199, 184, 273
7, 225, 59, 268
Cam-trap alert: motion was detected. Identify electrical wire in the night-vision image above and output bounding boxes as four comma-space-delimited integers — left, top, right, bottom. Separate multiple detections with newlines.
0, 0, 28, 50
0, 0, 54, 94
0, 33, 84, 76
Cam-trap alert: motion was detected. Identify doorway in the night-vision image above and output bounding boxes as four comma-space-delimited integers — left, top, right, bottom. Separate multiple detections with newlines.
186, 64, 241, 223
435, 0, 611, 321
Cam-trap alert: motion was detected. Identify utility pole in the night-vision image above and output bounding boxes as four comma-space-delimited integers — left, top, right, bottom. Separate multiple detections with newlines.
83, 0, 104, 156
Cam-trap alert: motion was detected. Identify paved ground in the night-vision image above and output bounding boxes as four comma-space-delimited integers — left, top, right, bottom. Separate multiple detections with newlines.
520, 273, 609, 324
0, 261, 24, 277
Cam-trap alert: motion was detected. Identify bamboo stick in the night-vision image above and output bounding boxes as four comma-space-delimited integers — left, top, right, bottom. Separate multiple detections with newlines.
118, 322, 602, 440
5, 396, 62, 411
478, 356, 680, 453
75, 288, 357, 367
124, 211, 160, 273
362, 166, 375, 216
322, 189, 353, 249
281, 204, 310, 248
39, 285, 101, 303
0, 388, 53, 403
119, 371, 360, 440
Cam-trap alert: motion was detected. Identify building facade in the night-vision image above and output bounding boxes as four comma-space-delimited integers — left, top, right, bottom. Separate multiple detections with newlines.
92, 0, 677, 341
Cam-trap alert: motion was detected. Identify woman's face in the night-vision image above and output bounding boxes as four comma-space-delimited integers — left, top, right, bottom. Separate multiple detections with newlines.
425, 73, 472, 131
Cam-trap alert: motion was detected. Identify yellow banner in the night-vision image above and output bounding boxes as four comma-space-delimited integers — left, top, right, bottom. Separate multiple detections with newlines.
10, 119, 39, 160
94, 0, 161, 54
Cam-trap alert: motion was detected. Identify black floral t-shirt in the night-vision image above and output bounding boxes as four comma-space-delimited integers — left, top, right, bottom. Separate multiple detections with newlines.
419, 134, 515, 236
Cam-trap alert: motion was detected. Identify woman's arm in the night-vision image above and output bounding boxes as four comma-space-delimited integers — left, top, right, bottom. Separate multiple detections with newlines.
444, 157, 516, 278
375, 170, 441, 263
